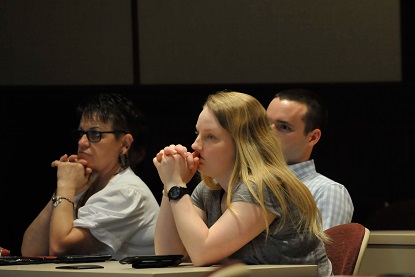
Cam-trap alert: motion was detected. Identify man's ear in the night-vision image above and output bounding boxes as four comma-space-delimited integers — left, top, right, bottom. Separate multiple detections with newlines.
309, 129, 322, 145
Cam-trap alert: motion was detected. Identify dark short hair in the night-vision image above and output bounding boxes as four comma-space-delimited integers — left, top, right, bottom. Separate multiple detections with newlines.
274, 88, 328, 135
76, 93, 149, 168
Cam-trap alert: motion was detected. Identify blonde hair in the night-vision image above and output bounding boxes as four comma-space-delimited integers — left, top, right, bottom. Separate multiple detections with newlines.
200, 90, 327, 241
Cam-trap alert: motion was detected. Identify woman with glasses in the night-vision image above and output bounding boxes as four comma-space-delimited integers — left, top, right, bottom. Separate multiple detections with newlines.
21, 93, 159, 260
153, 91, 332, 277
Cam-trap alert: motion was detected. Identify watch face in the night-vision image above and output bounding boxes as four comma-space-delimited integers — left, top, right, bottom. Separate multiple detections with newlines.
168, 187, 182, 200
168, 186, 189, 201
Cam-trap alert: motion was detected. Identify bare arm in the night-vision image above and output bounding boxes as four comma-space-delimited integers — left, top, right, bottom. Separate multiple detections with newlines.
154, 194, 187, 258
21, 198, 53, 256
155, 191, 206, 262
22, 154, 103, 256
154, 145, 201, 261
153, 145, 275, 266
171, 196, 274, 266
48, 155, 102, 256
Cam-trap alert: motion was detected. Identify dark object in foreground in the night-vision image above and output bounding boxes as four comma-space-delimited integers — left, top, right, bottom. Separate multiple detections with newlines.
119, 254, 183, 268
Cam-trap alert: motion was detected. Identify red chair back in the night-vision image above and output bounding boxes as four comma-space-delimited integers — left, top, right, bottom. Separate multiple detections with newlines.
324, 223, 370, 275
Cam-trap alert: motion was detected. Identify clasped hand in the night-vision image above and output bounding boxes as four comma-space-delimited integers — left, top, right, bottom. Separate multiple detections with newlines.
153, 144, 199, 191
51, 154, 93, 195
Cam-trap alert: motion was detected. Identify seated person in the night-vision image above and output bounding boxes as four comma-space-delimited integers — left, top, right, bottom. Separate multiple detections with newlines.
267, 88, 353, 230
153, 90, 332, 277
21, 93, 160, 260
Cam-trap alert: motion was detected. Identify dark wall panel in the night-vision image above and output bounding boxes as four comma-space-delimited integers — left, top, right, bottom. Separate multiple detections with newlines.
0, 0, 133, 85
1, 1, 402, 85
138, 0, 401, 84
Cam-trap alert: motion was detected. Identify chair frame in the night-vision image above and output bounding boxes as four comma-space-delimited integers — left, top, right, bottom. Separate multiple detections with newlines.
352, 226, 370, 275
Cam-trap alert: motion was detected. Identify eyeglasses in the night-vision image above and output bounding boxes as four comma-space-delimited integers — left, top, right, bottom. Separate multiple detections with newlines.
75, 130, 127, 143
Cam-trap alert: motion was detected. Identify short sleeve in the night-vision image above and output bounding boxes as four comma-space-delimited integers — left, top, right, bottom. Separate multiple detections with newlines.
73, 170, 159, 255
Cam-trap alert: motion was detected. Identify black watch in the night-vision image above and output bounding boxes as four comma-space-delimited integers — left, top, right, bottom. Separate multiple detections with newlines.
167, 186, 190, 201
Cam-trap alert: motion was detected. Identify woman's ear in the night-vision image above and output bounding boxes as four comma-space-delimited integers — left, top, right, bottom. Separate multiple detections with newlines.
122, 134, 134, 154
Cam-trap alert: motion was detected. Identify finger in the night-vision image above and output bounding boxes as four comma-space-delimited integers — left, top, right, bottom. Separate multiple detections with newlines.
174, 144, 188, 155
187, 154, 199, 170
84, 166, 93, 175
193, 156, 200, 167
67, 154, 78, 162
59, 154, 69, 162
183, 152, 192, 168
153, 156, 160, 166
76, 159, 88, 166
163, 146, 177, 156
155, 152, 161, 162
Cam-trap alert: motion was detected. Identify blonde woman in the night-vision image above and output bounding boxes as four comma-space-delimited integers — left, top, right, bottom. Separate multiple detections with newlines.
153, 91, 332, 277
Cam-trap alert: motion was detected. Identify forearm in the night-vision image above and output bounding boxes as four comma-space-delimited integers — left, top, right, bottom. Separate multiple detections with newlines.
155, 195, 188, 258
170, 195, 212, 265
49, 187, 76, 255
21, 200, 53, 256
